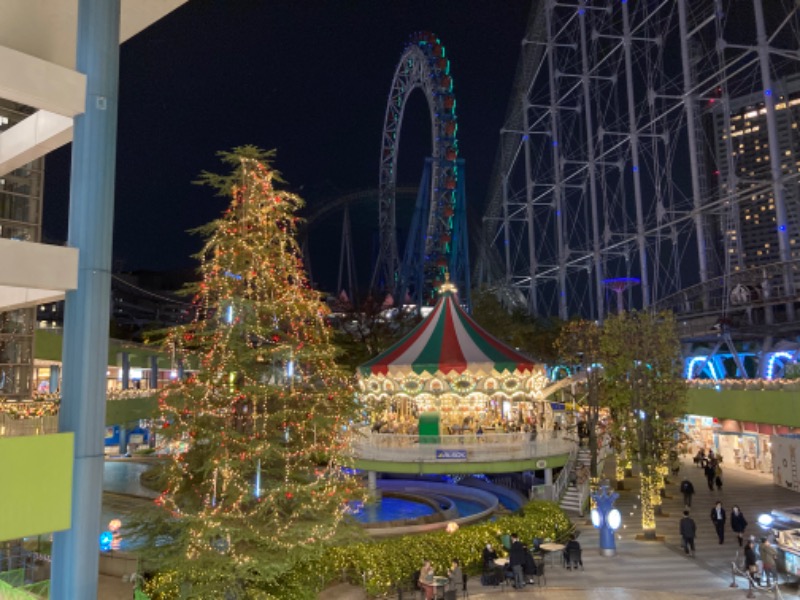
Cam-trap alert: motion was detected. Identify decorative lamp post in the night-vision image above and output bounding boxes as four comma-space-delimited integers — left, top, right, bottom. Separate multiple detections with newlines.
591, 484, 621, 556
602, 277, 640, 315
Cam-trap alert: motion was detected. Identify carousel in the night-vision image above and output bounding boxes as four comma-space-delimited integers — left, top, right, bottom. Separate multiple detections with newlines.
357, 278, 555, 438
352, 277, 577, 495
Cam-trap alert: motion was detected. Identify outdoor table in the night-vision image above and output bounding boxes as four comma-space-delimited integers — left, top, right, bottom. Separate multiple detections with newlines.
432, 575, 449, 599
494, 557, 509, 566
540, 542, 565, 567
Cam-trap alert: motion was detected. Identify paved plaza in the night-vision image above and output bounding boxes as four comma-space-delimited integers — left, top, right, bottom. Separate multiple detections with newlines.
99, 457, 800, 599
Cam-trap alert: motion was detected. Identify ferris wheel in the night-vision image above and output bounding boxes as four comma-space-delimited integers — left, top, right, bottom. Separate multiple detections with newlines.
372, 31, 470, 308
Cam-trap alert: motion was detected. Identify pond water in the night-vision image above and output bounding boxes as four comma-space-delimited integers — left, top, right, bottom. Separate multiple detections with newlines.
103, 461, 158, 498
349, 496, 436, 523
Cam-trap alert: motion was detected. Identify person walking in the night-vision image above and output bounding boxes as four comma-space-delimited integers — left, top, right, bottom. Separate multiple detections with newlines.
679, 510, 697, 557
710, 501, 726, 544
744, 540, 759, 598
760, 537, 778, 586
704, 462, 716, 491
680, 477, 695, 507
715, 463, 724, 491
731, 505, 748, 547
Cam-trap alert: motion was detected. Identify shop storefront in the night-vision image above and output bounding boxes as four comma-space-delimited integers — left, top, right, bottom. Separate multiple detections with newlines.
683, 414, 785, 474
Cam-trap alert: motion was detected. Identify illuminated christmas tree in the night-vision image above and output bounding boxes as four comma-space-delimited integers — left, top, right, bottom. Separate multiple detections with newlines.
133, 147, 363, 599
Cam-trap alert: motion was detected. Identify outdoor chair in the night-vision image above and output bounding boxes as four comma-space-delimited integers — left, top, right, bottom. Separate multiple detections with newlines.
566, 547, 583, 570
531, 559, 546, 586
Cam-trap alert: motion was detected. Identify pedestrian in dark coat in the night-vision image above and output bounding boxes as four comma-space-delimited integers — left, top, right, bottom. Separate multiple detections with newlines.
731, 505, 748, 547
680, 477, 695, 507
710, 501, 726, 544
704, 463, 716, 491
679, 510, 697, 556
744, 540, 759, 589
509, 533, 527, 589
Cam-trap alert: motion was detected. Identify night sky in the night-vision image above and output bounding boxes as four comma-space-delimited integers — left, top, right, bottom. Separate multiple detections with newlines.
43, 0, 531, 293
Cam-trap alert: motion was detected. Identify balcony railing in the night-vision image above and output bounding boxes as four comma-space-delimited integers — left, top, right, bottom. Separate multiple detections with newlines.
0, 414, 58, 437
349, 427, 576, 463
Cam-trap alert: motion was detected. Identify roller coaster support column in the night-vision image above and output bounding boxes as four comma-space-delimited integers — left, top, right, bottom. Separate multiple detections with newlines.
754, 0, 795, 320
51, 0, 121, 597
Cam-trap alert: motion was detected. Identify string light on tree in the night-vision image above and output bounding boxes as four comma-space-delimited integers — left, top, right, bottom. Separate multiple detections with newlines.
128, 146, 365, 599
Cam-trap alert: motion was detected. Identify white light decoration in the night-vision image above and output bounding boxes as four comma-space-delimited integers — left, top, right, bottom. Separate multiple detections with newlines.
591, 509, 602, 528
445, 521, 459, 534
607, 508, 622, 530
757, 513, 774, 529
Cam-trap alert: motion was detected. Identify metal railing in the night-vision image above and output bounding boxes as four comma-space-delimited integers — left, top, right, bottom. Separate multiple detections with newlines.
0, 415, 58, 437
551, 444, 578, 502
350, 427, 576, 463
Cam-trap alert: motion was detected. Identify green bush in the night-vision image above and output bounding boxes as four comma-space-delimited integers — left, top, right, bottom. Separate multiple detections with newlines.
323, 500, 572, 596
142, 501, 572, 598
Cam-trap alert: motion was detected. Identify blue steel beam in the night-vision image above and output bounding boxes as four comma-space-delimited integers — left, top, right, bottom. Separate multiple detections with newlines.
51, 0, 121, 598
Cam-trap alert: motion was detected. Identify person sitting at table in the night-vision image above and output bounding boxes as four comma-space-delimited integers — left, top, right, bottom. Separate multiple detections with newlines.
418, 559, 435, 600
481, 543, 501, 586
446, 558, 462, 598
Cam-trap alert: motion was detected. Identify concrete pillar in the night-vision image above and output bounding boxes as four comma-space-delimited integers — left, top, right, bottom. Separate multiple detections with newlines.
51, 1, 121, 598
367, 471, 381, 500
49, 365, 60, 393
118, 424, 127, 456
149, 355, 158, 389
121, 351, 130, 390
544, 468, 553, 485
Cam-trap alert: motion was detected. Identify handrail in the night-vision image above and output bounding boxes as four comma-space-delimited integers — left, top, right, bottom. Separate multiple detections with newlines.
552, 444, 578, 502
350, 427, 576, 464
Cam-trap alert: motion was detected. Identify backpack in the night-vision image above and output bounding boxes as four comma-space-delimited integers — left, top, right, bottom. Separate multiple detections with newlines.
680, 481, 690, 493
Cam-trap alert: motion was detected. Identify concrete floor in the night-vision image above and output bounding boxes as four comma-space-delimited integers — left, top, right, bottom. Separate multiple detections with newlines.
99, 457, 800, 599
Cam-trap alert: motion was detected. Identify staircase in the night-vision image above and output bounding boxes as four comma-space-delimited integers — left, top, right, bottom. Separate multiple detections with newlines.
559, 447, 591, 515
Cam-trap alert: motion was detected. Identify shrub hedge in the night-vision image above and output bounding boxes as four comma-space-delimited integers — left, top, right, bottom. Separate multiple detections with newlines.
323, 500, 573, 596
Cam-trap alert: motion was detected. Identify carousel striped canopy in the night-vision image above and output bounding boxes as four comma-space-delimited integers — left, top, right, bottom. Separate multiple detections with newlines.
358, 291, 537, 378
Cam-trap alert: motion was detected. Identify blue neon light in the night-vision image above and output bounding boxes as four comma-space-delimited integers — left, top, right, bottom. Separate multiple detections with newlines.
685, 356, 718, 380
766, 352, 793, 380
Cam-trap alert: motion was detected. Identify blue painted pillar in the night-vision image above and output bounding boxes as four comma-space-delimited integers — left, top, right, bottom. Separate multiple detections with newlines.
49, 365, 60, 393
121, 351, 130, 390
118, 424, 128, 456
149, 355, 159, 389
51, 1, 121, 598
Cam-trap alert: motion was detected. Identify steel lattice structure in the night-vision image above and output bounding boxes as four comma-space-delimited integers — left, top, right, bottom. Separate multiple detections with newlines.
477, 0, 800, 327
372, 32, 470, 308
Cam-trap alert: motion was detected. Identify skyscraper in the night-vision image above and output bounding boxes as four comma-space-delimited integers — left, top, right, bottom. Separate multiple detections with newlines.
711, 75, 800, 298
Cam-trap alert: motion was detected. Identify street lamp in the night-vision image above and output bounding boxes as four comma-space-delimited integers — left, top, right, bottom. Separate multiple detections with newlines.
591, 484, 621, 556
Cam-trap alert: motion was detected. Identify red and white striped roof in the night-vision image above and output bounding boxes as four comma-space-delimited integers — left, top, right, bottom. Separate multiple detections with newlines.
358, 291, 537, 378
